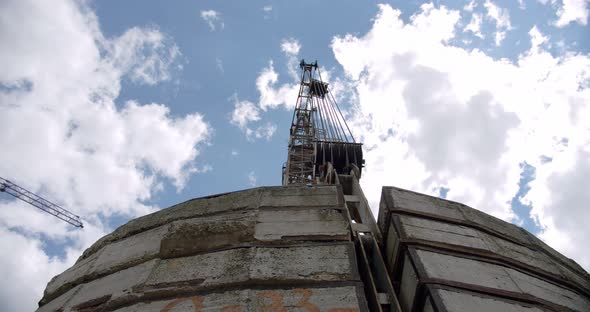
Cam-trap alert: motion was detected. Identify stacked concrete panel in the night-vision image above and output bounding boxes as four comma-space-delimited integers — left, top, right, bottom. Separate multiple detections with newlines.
378, 186, 590, 312
37, 186, 369, 312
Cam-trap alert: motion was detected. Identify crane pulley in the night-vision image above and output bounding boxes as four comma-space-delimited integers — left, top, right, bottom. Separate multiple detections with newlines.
0, 176, 83, 228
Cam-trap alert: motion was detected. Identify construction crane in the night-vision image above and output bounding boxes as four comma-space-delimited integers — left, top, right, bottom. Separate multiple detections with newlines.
283, 60, 363, 185
0, 176, 83, 228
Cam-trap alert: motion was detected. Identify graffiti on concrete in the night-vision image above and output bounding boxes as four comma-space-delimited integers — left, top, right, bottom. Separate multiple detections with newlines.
160, 288, 360, 311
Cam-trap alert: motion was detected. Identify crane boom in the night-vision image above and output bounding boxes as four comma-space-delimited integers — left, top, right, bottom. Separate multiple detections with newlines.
0, 176, 83, 228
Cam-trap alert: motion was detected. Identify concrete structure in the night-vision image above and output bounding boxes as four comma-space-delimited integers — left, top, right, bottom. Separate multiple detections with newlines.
37, 183, 590, 312
37, 186, 370, 312
379, 186, 590, 312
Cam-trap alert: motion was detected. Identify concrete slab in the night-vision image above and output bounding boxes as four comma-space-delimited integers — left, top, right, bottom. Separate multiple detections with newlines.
159, 211, 256, 259
144, 244, 358, 290
433, 288, 545, 312
90, 224, 169, 276
78, 188, 263, 262
399, 215, 491, 250
255, 208, 349, 241
259, 186, 340, 207
63, 259, 159, 311
42, 248, 102, 303
381, 187, 466, 221
36, 285, 81, 312
414, 249, 590, 311
112, 286, 368, 312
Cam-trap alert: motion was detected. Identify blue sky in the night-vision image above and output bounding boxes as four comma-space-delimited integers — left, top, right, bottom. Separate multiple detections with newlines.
1, 1, 589, 311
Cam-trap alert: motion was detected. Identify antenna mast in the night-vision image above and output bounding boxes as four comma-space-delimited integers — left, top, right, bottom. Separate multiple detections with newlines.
0, 176, 84, 228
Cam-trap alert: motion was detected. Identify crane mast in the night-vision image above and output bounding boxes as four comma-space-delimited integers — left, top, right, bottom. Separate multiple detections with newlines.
0, 176, 83, 228
283, 60, 363, 185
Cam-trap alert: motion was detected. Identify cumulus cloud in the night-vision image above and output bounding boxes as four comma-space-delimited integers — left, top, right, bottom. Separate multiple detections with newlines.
0, 0, 211, 310
555, 0, 589, 27
229, 94, 277, 141
228, 38, 303, 142
109, 27, 182, 85
554, 0, 589, 27
281, 38, 301, 56
230, 96, 261, 129
257, 60, 299, 110
464, 13, 484, 38
281, 38, 303, 80
331, 4, 590, 270
483, 0, 512, 45
246, 122, 277, 141
200, 9, 224, 31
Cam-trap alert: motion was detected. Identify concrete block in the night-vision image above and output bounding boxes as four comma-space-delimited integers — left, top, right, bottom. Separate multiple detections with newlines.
381, 187, 465, 221
414, 249, 590, 311
255, 208, 349, 241
36, 285, 81, 312
42, 248, 101, 303
399, 254, 419, 312
397, 215, 590, 294
399, 215, 491, 250
415, 249, 520, 292
433, 288, 545, 312
112, 286, 368, 312
144, 244, 358, 290
160, 211, 256, 258
259, 186, 341, 207
457, 206, 531, 246
250, 243, 357, 282
64, 259, 159, 311
507, 265, 590, 312
90, 224, 169, 275
78, 188, 262, 262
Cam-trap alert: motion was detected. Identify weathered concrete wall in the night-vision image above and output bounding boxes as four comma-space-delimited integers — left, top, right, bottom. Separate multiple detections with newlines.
379, 186, 590, 312
37, 186, 368, 312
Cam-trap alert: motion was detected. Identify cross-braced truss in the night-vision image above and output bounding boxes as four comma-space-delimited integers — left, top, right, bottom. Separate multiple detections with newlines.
283, 60, 363, 185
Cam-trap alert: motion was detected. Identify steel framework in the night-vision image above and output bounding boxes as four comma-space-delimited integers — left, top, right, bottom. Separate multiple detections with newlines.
0, 176, 83, 228
283, 60, 363, 185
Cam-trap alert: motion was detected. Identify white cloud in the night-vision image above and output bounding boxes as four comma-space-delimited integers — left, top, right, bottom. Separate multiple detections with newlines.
464, 0, 477, 11
230, 96, 261, 129
525, 148, 590, 269
331, 4, 590, 270
247, 122, 277, 141
200, 9, 224, 31
215, 57, 224, 74
0, 0, 211, 310
231, 149, 239, 156
281, 38, 303, 81
528, 25, 549, 53
257, 60, 299, 110
247, 171, 257, 186
281, 38, 301, 56
483, 0, 512, 46
464, 13, 484, 38
109, 27, 182, 85
229, 95, 277, 141
554, 0, 589, 27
